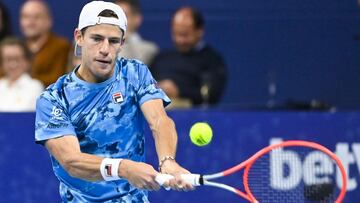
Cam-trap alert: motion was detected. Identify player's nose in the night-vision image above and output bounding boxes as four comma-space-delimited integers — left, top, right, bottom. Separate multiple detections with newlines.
99, 40, 110, 56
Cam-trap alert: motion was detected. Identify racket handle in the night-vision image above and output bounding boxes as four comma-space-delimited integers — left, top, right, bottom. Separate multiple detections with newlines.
155, 174, 173, 190
155, 173, 202, 189
181, 174, 201, 186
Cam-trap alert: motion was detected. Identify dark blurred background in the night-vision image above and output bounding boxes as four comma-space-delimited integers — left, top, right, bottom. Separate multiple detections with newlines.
3, 0, 360, 110
1, 1, 360, 202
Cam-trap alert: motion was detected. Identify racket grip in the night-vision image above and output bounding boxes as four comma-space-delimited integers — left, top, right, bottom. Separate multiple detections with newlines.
155, 173, 202, 189
155, 174, 173, 190
181, 174, 201, 186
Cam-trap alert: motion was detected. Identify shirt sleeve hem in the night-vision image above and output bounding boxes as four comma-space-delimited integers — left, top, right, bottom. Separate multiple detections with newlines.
35, 131, 77, 145
139, 94, 171, 107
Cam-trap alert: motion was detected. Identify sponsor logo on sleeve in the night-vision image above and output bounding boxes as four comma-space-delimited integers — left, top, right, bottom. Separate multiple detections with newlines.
51, 106, 63, 117
50, 106, 65, 121
46, 123, 69, 129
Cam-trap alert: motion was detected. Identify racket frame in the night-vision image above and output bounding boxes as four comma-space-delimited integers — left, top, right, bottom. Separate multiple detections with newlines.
200, 140, 347, 203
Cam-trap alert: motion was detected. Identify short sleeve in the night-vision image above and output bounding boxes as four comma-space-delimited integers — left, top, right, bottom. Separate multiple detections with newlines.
35, 95, 76, 145
136, 63, 171, 106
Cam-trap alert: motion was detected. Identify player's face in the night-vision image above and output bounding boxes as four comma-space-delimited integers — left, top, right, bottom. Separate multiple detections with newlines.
172, 18, 203, 53
1, 44, 29, 81
75, 24, 123, 83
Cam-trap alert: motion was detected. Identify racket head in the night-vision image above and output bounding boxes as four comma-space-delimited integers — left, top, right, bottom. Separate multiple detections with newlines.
242, 140, 347, 203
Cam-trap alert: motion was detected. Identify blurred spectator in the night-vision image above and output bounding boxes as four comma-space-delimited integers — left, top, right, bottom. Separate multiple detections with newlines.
114, 0, 158, 65
0, 2, 12, 78
151, 7, 227, 107
0, 37, 44, 112
0, 2, 11, 41
20, 0, 70, 87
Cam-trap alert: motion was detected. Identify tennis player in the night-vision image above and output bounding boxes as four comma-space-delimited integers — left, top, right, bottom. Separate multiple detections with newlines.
35, 1, 192, 202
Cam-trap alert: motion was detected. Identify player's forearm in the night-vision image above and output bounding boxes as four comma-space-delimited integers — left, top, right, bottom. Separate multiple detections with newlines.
46, 136, 120, 182
62, 152, 104, 181
151, 116, 178, 162
63, 153, 155, 184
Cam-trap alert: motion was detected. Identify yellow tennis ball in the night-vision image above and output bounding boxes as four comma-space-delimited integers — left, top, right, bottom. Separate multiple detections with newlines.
189, 122, 213, 146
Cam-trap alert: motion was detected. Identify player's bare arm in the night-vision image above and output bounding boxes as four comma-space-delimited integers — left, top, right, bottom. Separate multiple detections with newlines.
141, 99, 194, 191
45, 135, 160, 190
45, 136, 102, 181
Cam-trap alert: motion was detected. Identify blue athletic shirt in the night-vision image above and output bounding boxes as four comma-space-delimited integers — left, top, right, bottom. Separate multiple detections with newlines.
35, 58, 170, 203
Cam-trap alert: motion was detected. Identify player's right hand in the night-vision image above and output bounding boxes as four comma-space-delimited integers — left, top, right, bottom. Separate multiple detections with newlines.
119, 159, 161, 191
158, 160, 194, 191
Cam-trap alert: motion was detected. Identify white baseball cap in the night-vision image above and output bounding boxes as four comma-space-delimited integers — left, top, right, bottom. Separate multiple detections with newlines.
75, 1, 127, 56
78, 1, 127, 32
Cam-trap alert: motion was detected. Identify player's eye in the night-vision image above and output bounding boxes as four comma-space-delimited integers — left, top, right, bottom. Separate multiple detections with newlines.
109, 38, 121, 45
91, 36, 103, 42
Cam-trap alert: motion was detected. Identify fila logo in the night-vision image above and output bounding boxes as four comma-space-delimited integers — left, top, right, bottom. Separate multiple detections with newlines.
104, 164, 112, 176
112, 92, 124, 103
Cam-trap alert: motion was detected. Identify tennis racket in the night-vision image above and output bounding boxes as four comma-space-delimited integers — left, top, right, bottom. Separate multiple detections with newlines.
155, 140, 347, 203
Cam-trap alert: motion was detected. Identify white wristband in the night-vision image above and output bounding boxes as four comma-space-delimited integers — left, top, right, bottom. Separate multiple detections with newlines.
100, 158, 123, 181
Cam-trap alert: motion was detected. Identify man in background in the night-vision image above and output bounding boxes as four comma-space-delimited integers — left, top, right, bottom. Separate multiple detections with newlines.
114, 0, 158, 65
151, 7, 227, 107
20, 0, 70, 87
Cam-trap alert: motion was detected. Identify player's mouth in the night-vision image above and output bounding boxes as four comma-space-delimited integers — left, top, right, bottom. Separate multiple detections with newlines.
95, 59, 112, 65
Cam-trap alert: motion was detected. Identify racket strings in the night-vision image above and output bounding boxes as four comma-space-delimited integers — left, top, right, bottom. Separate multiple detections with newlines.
246, 146, 341, 203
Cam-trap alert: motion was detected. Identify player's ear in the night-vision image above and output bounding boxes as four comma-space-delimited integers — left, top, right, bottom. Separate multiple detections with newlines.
120, 29, 126, 46
74, 28, 83, 46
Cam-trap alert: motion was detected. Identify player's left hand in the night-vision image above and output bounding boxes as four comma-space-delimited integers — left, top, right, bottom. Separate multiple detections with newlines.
159, 160, 195, 191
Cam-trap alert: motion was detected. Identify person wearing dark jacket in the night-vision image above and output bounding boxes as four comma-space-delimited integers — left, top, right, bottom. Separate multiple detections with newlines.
151, 7, 227, 107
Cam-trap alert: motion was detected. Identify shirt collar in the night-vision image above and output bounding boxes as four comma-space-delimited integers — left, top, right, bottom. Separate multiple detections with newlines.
71, 63, 118, 88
